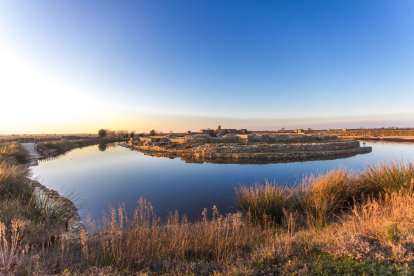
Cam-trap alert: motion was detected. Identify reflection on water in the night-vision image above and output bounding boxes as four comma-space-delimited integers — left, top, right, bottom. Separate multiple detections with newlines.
31, 141, 414, 221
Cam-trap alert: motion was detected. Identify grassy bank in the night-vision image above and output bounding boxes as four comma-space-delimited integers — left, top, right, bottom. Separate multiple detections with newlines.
0, 142, 30, 164
1, 141, 414, 274
236, 163, 414, 228
36, 137, 126, 157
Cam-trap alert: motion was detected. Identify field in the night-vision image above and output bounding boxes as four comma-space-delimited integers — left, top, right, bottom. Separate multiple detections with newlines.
310, 128, 414, 139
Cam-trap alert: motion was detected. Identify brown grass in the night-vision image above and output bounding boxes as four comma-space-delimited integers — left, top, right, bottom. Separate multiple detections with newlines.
36, 137, 126, 157
84, 198, 270, 271
0, 142, 29, 164
1, 142, 414, 274
235, 181, 292, 224
298, 170, 352, 227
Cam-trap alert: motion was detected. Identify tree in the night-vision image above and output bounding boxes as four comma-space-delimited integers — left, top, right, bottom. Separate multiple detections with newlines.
130, 131, 135, 138
149, 129, 156, 136
98, 129, 107, 138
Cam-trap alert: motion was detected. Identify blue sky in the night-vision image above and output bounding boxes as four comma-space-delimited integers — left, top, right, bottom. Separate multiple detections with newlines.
1, 0, 414, 133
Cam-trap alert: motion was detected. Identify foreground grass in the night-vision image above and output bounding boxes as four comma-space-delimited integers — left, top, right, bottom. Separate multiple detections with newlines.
236, 162, 414, 228
1, 140, 414, 274
0, 142, 29, 164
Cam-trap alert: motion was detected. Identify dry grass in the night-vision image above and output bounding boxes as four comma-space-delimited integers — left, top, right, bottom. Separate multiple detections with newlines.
330, 190, 414, 262
1, 143, 414, 274
0, 142, 29, 164
299, 170, 352, 227
354, 162, 414, 194
36, 137, 125, 157
83, 198, 271, 272
235, 181, 292, 224
237, 162, 414, 228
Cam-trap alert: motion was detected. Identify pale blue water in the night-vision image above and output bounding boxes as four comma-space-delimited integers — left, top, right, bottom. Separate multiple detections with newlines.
30, 142, 414, 221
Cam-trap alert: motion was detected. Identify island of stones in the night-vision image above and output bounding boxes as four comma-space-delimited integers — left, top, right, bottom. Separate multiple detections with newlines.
126, 126, 372, 164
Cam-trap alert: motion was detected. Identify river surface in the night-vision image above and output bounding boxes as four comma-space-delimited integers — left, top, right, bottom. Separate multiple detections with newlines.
30, 141, 414, 221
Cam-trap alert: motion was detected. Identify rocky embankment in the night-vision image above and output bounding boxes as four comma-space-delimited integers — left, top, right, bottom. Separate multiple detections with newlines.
126, 133, 372, 164
22, 143, 84, 239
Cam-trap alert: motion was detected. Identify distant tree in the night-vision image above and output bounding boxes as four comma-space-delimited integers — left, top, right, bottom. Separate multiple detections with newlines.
130, 131, 135, 138
98, 129, 107, 138
98, 142, 107, 152
149, 129, 156, 136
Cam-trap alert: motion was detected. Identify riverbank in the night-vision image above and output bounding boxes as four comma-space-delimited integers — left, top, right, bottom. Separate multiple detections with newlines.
348, 136, 414, 143
35, 137, 127, 159
2, 141, 414, 274
0, 142, 84, 243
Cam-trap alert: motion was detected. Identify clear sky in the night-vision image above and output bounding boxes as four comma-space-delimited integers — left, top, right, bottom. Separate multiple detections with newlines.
1, 0, 414, 134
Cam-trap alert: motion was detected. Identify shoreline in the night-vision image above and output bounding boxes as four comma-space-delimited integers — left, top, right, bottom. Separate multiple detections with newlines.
22, 142, 85, 239
124, 134, 372, 164
343, 136, 414, 143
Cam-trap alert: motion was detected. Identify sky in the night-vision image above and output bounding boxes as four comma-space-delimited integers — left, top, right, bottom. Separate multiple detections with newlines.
1, 0, 414, 134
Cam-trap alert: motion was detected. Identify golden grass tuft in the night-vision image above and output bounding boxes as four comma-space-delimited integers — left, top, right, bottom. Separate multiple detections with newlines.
235, 181, 292, 224
299, 169, 352, 227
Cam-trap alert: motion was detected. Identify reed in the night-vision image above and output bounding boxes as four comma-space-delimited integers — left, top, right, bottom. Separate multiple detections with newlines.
83, 198, 269, 271
354, 162, 414, 194
235, 181, 292, 224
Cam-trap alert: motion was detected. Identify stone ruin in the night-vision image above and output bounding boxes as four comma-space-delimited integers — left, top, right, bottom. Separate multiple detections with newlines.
126, 128, 372, 164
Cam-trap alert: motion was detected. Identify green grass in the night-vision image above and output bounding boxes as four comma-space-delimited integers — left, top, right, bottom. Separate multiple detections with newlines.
302, 251, 410, 275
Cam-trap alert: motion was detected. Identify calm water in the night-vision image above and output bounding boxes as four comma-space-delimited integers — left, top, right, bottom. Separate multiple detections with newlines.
31, 142, 414, 221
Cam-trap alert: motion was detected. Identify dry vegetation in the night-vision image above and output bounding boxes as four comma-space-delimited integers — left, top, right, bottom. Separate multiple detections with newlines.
36, 137, 126, 157
1, 141, 414, 274
0, 142, 29, 164
312, 128, 414, 138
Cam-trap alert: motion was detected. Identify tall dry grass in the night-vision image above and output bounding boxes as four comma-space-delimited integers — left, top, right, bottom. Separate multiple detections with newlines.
354, 162, 414, 194
0, 161, 31, 202
236, 162, 414, 228
0, 142, 29, 164
235, 181, 292, 224
83, 198, 270, 271
0, 220, 28, 272
299, 170, 352, 227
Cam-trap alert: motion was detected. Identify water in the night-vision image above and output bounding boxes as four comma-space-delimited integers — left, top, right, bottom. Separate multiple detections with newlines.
30, 142, 414, 221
